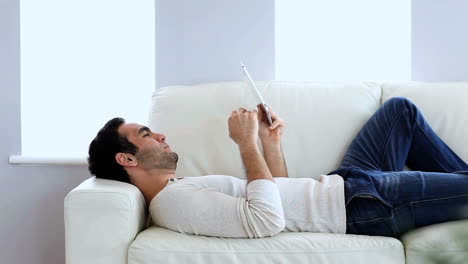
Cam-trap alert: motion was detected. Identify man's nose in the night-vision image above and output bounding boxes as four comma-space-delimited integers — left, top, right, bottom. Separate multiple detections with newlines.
153, 133, 166, 142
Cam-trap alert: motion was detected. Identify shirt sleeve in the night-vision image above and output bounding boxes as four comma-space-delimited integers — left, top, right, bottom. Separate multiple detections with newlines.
150, 179, 285, 238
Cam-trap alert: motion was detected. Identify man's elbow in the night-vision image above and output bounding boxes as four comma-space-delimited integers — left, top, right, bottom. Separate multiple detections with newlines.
271, 217, 286, 235
257, 216, 286, 238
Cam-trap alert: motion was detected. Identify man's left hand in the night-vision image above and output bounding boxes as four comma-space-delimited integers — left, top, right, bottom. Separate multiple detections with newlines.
257, 104, 285, 144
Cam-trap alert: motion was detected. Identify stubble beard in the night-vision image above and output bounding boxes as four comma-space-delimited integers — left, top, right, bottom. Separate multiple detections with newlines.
135, 147, 179, 170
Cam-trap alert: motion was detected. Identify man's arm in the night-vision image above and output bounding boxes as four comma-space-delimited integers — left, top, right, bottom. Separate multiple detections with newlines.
261, 141, 288, 178
238, 142, 274, 183
228, 107, 275, 183
239, 144, 274, 183
255, 104, 288, 178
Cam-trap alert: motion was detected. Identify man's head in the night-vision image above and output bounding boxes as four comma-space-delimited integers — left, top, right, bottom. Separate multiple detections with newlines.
88, 117, 178, 184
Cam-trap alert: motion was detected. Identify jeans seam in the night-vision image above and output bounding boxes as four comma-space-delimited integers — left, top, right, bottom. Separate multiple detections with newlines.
348, 215, 393, 225
378, 109, 408, 170
413, 116, 459, 172
348, 193, 468, 224
392, 193, 468, 211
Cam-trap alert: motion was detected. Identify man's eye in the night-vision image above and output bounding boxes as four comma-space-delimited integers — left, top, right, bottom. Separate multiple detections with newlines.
143, 134, 150, 137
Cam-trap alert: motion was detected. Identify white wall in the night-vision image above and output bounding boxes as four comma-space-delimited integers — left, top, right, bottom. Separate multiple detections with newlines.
155, 0, 275, 89
0, 1, 91, 263
412, 0, 468, 81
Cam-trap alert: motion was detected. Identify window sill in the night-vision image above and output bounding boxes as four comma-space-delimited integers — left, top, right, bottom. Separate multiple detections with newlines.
9, 155, 87, 166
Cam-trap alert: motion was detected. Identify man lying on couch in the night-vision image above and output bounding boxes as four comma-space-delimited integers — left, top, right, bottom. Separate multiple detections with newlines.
88, 97, 468, 239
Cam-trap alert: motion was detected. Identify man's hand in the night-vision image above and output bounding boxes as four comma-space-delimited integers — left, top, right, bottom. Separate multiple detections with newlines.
228, 108, 259, 146
257, 104, 285, 143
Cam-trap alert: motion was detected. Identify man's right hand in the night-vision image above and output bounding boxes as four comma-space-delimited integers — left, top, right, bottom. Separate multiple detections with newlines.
228, 108, 259, 146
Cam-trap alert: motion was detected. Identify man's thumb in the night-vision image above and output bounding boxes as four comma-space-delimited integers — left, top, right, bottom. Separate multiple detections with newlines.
256, 105, 262, 113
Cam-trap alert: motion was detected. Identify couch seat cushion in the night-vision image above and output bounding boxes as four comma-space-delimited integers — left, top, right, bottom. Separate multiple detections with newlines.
128, 226, 404, 264
401, 220, 468, 264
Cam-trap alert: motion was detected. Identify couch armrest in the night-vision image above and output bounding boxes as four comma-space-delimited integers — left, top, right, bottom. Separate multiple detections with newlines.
65, 177, 147, 264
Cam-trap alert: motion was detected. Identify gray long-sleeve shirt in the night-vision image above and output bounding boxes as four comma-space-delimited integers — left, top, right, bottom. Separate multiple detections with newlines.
150, 174, 346, 238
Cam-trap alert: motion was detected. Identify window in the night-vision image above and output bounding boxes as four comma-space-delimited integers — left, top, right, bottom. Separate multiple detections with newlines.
20, 0, 155, 157
275, 0, 411, 82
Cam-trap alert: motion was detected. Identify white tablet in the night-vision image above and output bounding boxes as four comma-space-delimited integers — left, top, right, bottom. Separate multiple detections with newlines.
240, 61, 273, 126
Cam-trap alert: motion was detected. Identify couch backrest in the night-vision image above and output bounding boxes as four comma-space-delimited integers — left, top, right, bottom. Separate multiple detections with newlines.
381, 82, 468, 165
148, 81, 382, 180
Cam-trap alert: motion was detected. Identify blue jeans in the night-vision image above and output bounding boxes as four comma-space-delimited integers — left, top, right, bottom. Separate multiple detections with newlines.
328, 97, 468, 238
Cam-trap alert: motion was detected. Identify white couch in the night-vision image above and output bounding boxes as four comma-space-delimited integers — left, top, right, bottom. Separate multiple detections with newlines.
65, 81, 468, 264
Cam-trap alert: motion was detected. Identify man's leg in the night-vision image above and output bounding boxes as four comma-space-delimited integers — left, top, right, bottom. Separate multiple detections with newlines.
326, 97, 468, 237
345, 170, 468, 238
330, 96, 468, 173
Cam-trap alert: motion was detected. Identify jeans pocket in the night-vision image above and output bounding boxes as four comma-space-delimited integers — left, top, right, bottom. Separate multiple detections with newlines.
345, 195, 400, 237
347, 193, 394, 223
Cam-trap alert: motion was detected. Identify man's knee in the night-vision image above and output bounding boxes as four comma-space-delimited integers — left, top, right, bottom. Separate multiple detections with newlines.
384, 96, 414, 111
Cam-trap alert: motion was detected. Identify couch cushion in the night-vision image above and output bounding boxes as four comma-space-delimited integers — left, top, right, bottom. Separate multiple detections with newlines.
128, 226, 404, 264
401, 220, 468, 264
149, 81, 381, 180
381, 82, 468, 164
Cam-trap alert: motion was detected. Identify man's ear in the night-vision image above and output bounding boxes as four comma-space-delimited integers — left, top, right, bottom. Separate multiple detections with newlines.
115, 152, 138, 167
